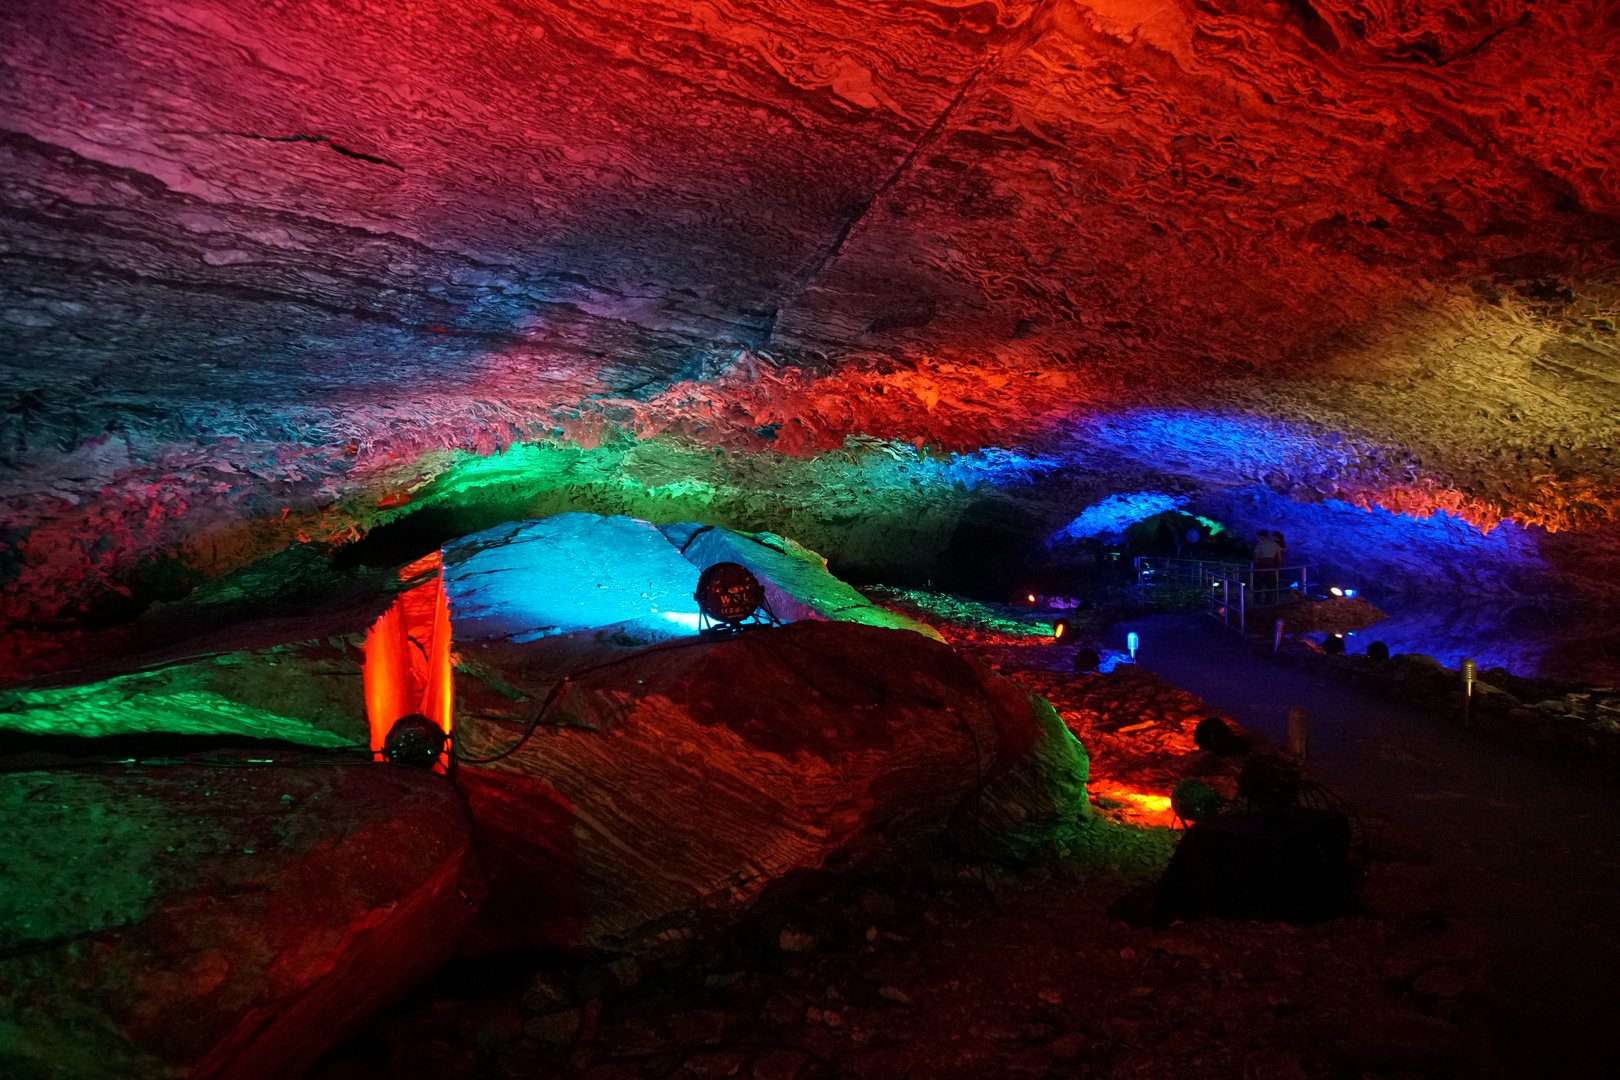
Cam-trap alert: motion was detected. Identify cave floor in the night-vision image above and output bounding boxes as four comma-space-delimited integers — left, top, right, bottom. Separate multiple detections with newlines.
314, 611, 1503, 1080
315, 810, 1495, 1080
1113, 613, 1620, 1079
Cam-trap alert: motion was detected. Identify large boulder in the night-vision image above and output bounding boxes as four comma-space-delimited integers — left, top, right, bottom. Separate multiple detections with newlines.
453, 619, 1088, 953
0, 760, 479, 1080
444, 514, 938, 683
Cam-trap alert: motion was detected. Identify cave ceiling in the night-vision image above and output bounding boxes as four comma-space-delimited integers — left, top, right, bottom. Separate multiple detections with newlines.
2, 0, 1618, 626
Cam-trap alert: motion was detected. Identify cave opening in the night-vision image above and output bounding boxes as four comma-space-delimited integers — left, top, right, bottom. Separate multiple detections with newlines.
5, 1, 1620, 1078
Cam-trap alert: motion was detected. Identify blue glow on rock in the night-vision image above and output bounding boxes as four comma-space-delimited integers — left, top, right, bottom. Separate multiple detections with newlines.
1052, 492, 1189, 543
444, 514, 704, 642
1187, 487, 1552, 597
1070, 410, 1331, 483
1096, 650, 1135, 674
443, 513, 942, 647
858, 443, 1063, 491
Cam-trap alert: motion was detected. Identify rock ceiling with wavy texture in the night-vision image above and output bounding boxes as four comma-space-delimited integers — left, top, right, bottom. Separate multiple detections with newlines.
2, 0, 1618, 639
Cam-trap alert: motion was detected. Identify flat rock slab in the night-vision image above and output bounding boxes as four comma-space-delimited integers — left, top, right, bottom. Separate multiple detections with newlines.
0, 760, 479, 1080
0, 639, 370, 748
445, 515, 938, 687
445, 514, 703, 643
455, 620, 1088, 953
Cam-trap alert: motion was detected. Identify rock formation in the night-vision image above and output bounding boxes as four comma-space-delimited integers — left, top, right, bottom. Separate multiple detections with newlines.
453, 619, 1089, 952
0, 760, 479, 1080
1, 1, 1615, 637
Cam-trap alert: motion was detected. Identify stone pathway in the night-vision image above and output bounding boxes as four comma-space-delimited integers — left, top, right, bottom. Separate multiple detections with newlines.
1113, 613, 1620, 1078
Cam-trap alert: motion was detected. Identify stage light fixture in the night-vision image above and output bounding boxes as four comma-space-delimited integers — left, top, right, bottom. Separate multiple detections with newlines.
694, 561, 767, 629
383, 713, 449, 769
1126, 631, 1139, 659
1329, 586, 1343, 597
1052, 618, 1070, 641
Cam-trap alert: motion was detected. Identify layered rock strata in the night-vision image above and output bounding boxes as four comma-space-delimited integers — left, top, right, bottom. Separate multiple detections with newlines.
2, 1, 1616, 630
453, 620, 1090, 952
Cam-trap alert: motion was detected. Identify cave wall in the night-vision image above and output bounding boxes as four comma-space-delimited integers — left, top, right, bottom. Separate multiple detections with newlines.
2, 1, 1617, 643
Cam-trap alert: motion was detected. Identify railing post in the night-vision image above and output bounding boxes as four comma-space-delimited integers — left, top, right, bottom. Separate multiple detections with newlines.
1288, 707, 1310, 760
1239, 581, 1246, 634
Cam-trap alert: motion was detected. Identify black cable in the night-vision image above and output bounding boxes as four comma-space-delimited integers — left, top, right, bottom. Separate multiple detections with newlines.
677, 525, 716, 555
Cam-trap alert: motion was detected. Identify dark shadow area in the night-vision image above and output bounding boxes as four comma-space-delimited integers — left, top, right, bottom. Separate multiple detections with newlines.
333, 504, 526, 570
1112, 612, 1620, 1078
0, 729, 366, 766
929, 499, 1050, 601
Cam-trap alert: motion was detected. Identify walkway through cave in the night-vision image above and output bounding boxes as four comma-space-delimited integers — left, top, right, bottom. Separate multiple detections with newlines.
1110, 613, 1620, 1078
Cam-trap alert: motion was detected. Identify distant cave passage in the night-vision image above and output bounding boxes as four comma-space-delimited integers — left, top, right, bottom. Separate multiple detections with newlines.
362, 552, 453, 768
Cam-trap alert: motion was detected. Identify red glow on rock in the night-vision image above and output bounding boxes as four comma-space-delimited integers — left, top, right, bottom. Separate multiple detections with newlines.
363, 552, 452, 770
1089, 782, 1176, 829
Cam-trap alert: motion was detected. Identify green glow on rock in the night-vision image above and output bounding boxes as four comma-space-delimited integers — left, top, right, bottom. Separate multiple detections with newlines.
373, 436, 1058, 584
0, 646, 367, 746
0, 684, 357, 746
873, 589, 1058, 638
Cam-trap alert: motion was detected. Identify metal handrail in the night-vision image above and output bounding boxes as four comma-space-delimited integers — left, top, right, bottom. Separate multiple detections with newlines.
1134, 555, 1251, 584
1207, 574, 1246, 633
1205, 563, 1312, 634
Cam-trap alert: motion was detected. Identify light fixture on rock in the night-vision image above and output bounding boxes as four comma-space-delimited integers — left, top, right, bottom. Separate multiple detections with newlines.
383, 713, 450, 769
694, 561, 774, 633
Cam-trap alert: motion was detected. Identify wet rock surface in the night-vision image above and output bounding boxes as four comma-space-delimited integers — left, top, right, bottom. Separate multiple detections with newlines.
1, 758, 480, 1080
